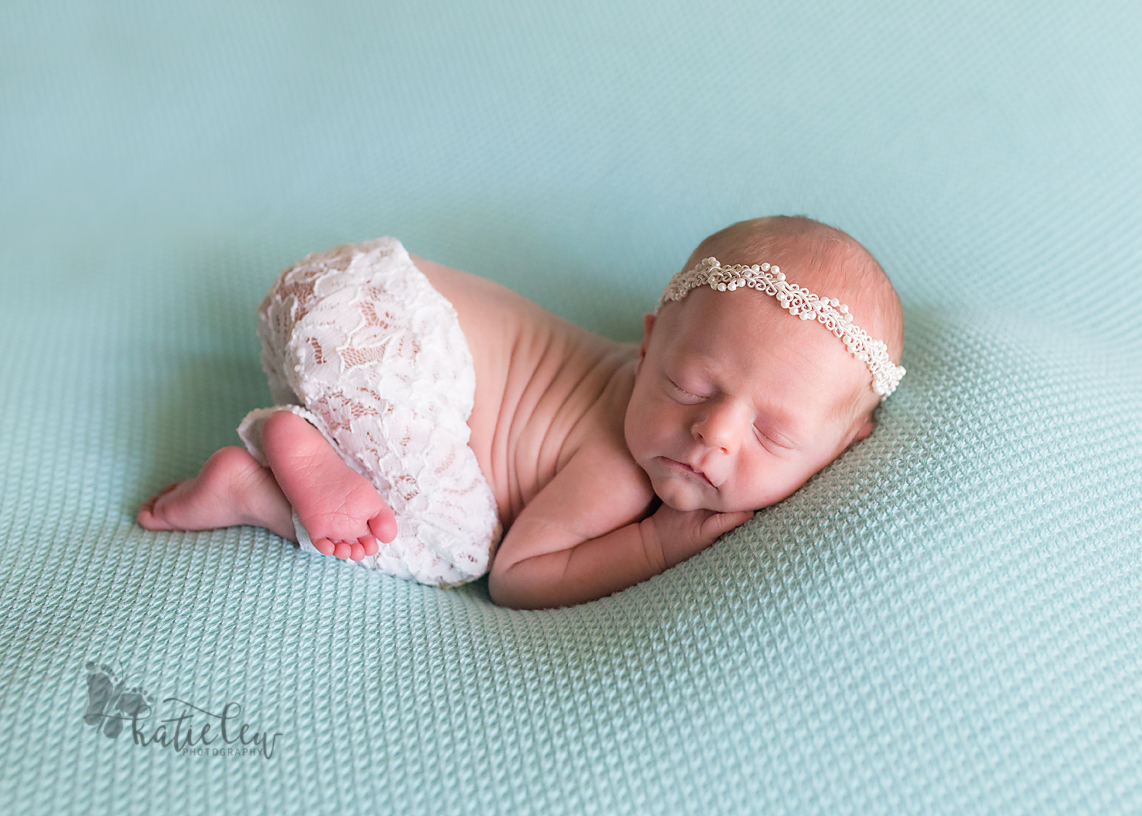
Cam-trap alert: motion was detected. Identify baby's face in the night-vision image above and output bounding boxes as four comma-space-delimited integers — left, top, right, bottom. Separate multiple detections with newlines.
624, 286, 875, 513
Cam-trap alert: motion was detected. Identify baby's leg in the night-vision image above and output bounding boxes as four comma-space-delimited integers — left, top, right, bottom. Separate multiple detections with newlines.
137, 446, 297, 541
137, 416, 399, 560
259, 410, 398, 560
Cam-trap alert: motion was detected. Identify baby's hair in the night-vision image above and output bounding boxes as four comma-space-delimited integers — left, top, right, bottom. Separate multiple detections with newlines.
684, 215, 905, 422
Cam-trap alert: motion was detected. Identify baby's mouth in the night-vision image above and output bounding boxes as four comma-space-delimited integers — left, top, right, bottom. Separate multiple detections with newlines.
660, 457, 713, 486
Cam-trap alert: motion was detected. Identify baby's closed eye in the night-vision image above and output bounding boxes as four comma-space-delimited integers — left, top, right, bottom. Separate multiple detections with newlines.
667, 377, 791, 449
755, 427, 793, 449
667, 379, 704, 402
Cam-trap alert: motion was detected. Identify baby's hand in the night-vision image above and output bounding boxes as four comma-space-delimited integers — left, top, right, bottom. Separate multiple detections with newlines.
643, 503, 755, 571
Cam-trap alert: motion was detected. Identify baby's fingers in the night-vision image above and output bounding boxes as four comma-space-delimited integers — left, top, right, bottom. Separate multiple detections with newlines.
703, 510, 754, 541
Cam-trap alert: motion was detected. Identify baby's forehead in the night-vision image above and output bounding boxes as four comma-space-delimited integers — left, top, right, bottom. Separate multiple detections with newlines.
661, 222, 904, 400
662, 289, 873, 414
669, 285, 791, 334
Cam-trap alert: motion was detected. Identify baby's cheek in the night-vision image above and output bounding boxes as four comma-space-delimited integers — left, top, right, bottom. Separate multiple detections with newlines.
732, 461, 781, 510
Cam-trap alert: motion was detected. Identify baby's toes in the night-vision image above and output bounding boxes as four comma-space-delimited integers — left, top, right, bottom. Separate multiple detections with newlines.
136, 499, 156, 523
138, 483, 180, 527
331, 540, 354, 560
347, 535, 378, 561
140, 482, 178, 514
358, 534, 379, 558
368, 511, 398, 544
313, 538, 336, 557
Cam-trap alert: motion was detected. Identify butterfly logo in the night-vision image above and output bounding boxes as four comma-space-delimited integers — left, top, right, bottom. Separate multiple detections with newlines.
82, 660, 154, 739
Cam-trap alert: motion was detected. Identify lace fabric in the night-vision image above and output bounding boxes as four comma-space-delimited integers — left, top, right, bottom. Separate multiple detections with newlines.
239, 238, 502, 587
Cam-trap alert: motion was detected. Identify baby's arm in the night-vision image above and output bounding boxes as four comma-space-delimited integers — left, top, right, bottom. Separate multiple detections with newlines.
487, 444, 750, 609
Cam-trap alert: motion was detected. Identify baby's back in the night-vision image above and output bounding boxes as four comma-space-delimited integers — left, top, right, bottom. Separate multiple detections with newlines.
412, 255, 641, 529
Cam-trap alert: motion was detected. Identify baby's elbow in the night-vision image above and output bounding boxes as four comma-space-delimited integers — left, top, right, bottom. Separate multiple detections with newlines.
487, 557, 565, 610
487, 558, 528, 609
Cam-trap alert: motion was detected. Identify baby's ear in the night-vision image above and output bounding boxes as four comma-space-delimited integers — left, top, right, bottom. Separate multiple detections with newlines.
637, 313, 656, 374
851, 416, 876, 446
840, 413, 876, 453
640, 313, 656, 350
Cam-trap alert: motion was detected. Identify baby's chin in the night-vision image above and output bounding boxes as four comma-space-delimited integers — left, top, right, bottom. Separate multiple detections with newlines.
653, 486, 717, 513
650, 470, 762, 514
655, 485, 768, 515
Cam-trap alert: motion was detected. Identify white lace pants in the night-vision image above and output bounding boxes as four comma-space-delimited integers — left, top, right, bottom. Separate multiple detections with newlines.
238, 238, 502, 588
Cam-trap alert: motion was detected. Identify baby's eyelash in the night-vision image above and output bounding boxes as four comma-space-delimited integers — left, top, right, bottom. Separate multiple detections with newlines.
755, 427, 795, 450
754, 426, 779, 446
669, 381, 701, 398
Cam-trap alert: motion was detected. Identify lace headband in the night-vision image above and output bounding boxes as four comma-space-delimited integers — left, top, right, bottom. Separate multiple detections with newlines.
657, 257, 905, 398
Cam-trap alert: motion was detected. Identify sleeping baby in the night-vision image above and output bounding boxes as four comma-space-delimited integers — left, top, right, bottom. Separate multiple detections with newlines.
138, 215, 905, 609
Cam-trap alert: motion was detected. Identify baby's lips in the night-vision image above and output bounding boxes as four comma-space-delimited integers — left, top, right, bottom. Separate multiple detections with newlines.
662, 456, 714, 486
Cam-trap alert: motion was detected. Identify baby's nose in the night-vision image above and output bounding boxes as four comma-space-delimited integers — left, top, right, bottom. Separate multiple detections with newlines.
692, 401, 743, 453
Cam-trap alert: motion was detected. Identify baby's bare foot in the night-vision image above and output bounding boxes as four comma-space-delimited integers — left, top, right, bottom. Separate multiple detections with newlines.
261, 411, 398, 561
137, 447, 296, 540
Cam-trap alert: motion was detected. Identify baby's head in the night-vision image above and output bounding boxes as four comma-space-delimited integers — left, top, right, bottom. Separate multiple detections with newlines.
624, 215, 904, 513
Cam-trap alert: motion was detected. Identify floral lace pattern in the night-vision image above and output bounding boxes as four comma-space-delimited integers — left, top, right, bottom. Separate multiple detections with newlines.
239, 238, 502, 587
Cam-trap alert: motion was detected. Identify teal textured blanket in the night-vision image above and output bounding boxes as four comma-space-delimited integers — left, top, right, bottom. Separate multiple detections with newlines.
2, 1, 1139, 814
